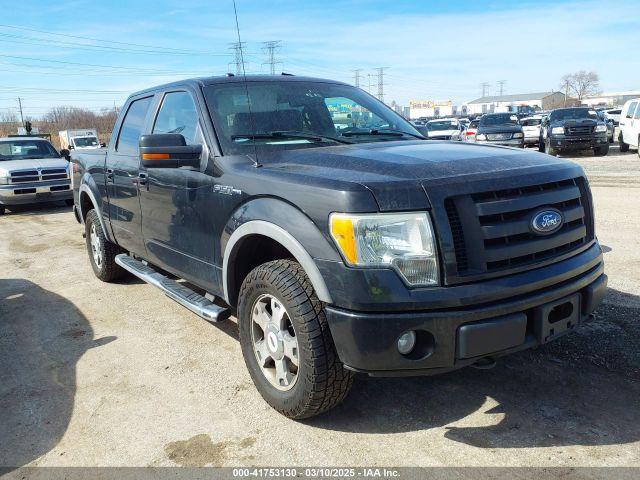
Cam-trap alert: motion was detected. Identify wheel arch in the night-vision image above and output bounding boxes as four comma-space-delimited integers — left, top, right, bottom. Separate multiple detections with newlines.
78, 179, 110, 242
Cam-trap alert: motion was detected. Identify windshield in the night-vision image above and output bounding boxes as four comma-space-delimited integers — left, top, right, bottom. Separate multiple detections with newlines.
73, 136, 99, 147
549, 108, 599, 121
426, 120, 458, 131
202, 81, 422, 155
0, 139, 60, 161
479, 113, 519, 127
521, 118, 541, 126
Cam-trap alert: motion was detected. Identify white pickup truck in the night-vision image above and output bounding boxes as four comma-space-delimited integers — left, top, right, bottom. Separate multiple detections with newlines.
0, 136, 72, 215
59, 129, 101, 150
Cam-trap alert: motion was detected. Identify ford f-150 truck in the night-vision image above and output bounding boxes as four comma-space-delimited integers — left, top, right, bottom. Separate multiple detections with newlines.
539, 107, 609, 156
70, 75, 607, 419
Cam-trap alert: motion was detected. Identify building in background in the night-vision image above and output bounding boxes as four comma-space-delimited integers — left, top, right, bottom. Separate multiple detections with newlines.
409, 100, 462, 119
582, 90, 640, 107
466, 92, 567, 115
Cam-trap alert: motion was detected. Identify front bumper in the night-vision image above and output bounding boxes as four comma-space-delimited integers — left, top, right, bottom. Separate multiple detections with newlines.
476, 138, 524, 147
550, 134, 608, 151
324, 247, 606, 376
0, 180, 72, 205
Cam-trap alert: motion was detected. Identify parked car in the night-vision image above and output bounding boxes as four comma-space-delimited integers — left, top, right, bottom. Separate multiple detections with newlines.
602, 108, 622, 126
539, 107, 609, 156
596, 111, 615, 144
475, 113, 524, 147
71, 75, 606, 419
424, 118, 463, 140
462, 119, 479, 141
0, 136, 73, 215
59, 129, 101, 150
618, 98, 640, 156
520, 116, 543, 147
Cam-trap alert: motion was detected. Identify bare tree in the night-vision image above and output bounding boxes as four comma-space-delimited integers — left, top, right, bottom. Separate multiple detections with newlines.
560, 71, 601, 101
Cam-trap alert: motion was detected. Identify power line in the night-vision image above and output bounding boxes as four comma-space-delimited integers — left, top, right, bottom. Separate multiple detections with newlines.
262, 40, 282, 75
228, 41, 247, 75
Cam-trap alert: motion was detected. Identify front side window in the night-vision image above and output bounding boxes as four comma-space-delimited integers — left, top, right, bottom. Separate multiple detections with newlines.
153, 91, 201, 144
0, 140, 59, 161
116, 96, 153, 155
626, 102, 637, 119
203, 81, 421, 155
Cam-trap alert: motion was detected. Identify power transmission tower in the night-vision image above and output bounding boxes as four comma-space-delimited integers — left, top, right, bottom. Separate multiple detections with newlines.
374, 67, 388, 103
497, 80, 506, 96
17, 97, 24, 125
228, 41, 247, 75
262, 40, 282, 75
481, 82, 490, 97
352, 69, 363, 88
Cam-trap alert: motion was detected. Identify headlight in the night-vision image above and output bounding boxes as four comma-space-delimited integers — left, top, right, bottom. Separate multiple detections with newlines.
595, 125, 607, 133
330, 212, 439, 286
0, 174, 8, 185
513, 132, 524, 138
476, 134, 487, 141
551, 127, 565, 135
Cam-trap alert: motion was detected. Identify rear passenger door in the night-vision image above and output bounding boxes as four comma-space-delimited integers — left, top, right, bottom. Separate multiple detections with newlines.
106, 95, 153, 255
138, 89, 219, 290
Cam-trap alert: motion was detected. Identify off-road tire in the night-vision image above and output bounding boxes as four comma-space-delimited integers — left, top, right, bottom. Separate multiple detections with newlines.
637, 136, 640, 159
619, 132, 629, 152
538, 136, 545, 152
85, 209, 125, 282
594, 145, 609, 156
65, 198, 74, 207
238, 259, 354, 419
0, 205, 5, 215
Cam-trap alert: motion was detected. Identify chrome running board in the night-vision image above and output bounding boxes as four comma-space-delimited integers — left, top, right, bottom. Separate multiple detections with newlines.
115, 254, 230, 322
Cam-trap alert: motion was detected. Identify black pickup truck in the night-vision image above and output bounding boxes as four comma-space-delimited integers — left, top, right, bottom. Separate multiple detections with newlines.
538, 107, 610, 156
69, 75, 607, 419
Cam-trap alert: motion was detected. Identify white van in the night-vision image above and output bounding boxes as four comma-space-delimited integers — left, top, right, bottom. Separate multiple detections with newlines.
619, 99, 640, 155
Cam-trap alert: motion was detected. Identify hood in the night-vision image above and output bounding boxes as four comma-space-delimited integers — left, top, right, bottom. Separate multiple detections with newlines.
477, 124, 523, 134
550, 118, 600, 128
258, 141, 577, 211
0, 157, 68, 174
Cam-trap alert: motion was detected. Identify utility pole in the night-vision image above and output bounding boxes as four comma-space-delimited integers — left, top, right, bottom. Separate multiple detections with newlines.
262, 40, 282, 75
228, 41, 247, 75
497, 80, 506, 96
352, 69, 363, 88
17, 97, 24, 125
481, 82, 490, 98
563, 79, 570, 107
374, 67, 388, 103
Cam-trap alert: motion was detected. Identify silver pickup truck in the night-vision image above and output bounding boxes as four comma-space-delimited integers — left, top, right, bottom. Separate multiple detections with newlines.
0, 136, 73, 215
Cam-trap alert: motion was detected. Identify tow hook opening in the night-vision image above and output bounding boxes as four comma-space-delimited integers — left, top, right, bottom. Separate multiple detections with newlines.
471, 356, 497, 370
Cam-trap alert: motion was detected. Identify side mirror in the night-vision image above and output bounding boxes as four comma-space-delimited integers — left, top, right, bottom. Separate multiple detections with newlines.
68, 145, 75, 150
139, 134, 202, 169
60, 149, 71, 160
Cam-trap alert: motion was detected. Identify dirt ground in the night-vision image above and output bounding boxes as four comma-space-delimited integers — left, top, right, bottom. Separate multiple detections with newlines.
1, 145, 639, 469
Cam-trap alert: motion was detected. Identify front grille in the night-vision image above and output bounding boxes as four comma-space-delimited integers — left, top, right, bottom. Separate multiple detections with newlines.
9, 168, 68, 183
486, 133, 513, 141
566, 125, 593, 136
10, 170, 39, 183
445, 177, 594, 278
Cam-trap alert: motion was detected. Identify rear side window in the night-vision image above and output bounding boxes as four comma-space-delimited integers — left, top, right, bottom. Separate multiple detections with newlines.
153, 91, 201, 144
116, 96, 153, 155
626, 102, 638, 119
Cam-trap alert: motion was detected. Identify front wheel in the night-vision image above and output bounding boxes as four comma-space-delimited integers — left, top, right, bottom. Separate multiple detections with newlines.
65, 198, 74, 207
594, 145, 609, 156
619, 132, 629, 152
238, 259, 354, 419
84, 209, 125, 282
0, 205, 5, 215
545, 139, 558, 156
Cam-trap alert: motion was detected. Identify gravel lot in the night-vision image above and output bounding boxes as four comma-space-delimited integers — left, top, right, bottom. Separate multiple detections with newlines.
1, 146, 639, 469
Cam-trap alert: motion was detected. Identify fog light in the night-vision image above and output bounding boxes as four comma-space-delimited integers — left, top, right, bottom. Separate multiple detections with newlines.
397, 330, 416, 355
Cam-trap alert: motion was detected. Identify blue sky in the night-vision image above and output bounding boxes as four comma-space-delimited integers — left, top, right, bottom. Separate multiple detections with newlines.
0, 0, 638, 118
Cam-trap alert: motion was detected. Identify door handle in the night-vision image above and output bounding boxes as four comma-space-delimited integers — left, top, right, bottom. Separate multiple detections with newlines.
137, 172, 148, 186
106, 168, 114, 182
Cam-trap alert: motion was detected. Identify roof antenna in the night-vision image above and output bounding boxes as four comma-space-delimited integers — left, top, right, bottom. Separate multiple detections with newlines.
232, 0, 260, 167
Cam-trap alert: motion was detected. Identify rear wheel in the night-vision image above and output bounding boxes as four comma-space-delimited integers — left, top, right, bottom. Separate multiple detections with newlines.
85, 209, 125, 282
594, 145, 609, 156
238, 259, 354, 419
619, 132, 629, 152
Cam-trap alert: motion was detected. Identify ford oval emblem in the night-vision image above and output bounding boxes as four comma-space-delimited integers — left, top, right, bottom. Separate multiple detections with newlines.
531, 209, 563, 235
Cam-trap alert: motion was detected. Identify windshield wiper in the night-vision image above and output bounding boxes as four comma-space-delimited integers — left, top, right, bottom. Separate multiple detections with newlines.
232, 131, 353, 145
341, 128, 425, 139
